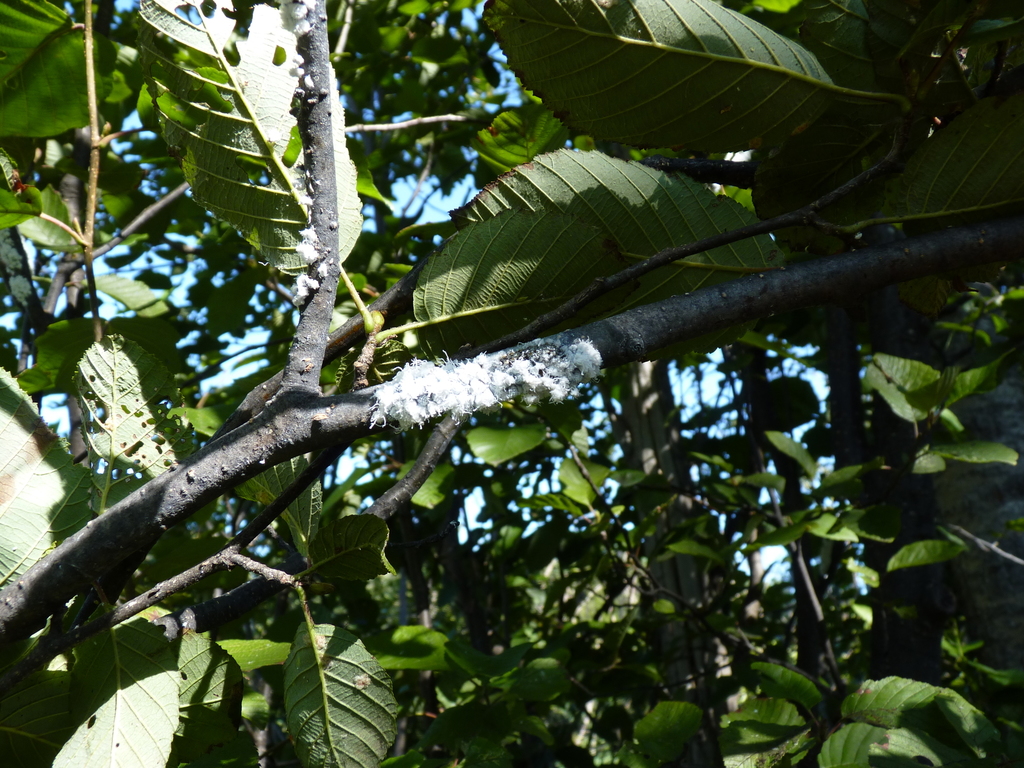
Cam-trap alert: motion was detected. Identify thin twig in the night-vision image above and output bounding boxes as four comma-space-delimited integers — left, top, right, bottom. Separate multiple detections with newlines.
81, 0, 104, 343
225, 552, 300, 586
346, 114, 480, 133
333, 0, 354, 56
93, 182, 190, 258
948, 524, 1024, 567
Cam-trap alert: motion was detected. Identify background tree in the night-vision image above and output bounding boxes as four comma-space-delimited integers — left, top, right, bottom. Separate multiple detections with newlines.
1, 1, 1024, 767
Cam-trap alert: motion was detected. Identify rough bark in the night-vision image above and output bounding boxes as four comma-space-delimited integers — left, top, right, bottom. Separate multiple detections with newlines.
617, 360, 719, 767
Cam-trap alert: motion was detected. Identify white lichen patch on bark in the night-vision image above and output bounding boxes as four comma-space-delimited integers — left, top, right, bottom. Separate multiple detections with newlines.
372, 339, 603, 429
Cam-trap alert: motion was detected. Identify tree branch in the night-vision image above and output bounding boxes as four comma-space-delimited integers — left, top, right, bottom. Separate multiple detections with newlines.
212, 258, 426, 440
1, 215, 1021, 646
365, 414, 462, 520
283, 0, 340, 391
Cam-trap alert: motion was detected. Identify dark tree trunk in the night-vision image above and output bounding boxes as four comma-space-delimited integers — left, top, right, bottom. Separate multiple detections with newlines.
864, 287, 954, 684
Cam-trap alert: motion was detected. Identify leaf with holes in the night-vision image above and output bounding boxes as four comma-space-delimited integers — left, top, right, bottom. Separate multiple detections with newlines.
483, 0, 862, 150
54, 617, 180, 768
284, 624, 398, 768
138, 0, 360, 271
0, 367, 90, 590
174, 632, 244, 762
76, 336, 195, 512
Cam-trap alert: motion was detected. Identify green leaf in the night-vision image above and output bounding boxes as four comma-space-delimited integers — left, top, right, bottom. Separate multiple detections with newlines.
665, 539, 727, 566
336, 338, 413, 390
886, 540, 966, 572
508, 658, 571, 702
180, 735, 259, 768
865, 353, 939, 423
752, 663, 822, 710
466, 424, 548, 465
0, 0, 114, 137
308, 516, 396, 580
55, 617, 180, 768
843, 677, 1000, 756
634, 701, 703, 762
284, 624, 398, 768
0, 660, 72, 767
174, 633, 243, 762
930, 441, 1018, 466
138, 0, 361, 270
719, 698, 811, 768
764, 431, 817, 477
216, 639, 291, 671
912, 451, 947, 474
800, 0, 878, 92
819, 722, 888, 768
746, 522, 809, 551
557, 456, 610, 507
752, 106, 888, 252
0, 367, 90, 590
948, 355, 1006, 405
407, 462, 455, 509
17, 185, 81, 252
76, 336, 194, 511
238, 456, 321, 557
744, 473, 786, 493
845, 505, 901, 543
444, 640, 531, 680
889, 94, 1024, 234
422, 149, 776, 356
463, 737, 513, 768
0, 187, 42, 228
94, 274, 172, 318
846, 558, 880, 588
484, 0, 840, 150
474, 103, 568, 174
362, 626, 451, 671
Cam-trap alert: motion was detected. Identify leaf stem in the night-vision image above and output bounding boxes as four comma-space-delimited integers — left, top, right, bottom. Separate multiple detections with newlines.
835, 198, 1024, 234
37, 213, 88, 247
377, 299, 538, 340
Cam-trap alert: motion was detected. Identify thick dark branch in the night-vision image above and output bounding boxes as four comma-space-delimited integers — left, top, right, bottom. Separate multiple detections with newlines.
640, 155, 759, 188
567, 217, 1024, 369
283, 0, 340, 391
1, 215, 1021, 646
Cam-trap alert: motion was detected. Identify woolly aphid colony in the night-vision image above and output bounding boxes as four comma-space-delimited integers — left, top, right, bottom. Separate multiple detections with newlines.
372, 339, 603, 429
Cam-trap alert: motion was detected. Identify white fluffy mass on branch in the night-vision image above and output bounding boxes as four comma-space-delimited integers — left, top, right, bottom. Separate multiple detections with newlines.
372, 339, 603, 429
